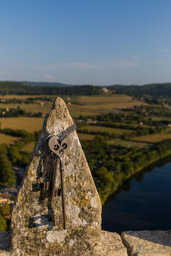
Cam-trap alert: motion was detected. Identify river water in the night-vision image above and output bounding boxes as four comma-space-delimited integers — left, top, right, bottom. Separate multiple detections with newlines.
102, 156, 171, 233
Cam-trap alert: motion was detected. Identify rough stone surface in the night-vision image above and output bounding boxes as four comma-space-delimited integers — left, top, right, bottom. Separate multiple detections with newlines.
121, 230, 171, 256
94, 231, 128, 256
0, 230, 128, 256
11, 97, 102, 255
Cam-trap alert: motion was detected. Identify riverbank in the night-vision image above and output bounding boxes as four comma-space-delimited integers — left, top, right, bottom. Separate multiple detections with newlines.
102, 159, 171, 233
101, 149, 171, 206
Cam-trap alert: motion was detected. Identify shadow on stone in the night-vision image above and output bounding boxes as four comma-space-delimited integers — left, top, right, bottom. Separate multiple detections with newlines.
121, 230, 171, 256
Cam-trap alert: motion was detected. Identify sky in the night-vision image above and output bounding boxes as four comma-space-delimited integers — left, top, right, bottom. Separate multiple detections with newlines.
0, 0, 171, 85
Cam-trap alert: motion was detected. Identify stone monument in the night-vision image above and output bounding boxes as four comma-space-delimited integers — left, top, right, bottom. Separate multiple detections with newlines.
11, 97, 102, 255
0, 97, 128, 256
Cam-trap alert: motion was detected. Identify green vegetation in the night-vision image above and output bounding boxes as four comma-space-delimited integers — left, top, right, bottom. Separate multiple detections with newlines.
0, 144, 15, 187
131, 132, 171, 143
21, 141, 36, 153
79, 125, 133, 135
109, 83, 171, 100
0, 82, 102, 96
82, 136, 171, 204
0, 203, 10, 216
0, 84, 171, 213
107, 138, 149, 148
0, 215, 7, 231
0, 106, 42, 117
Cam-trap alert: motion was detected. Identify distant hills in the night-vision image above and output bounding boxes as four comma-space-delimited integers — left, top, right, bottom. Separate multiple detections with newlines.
0, 81, 102, 96
0, 81, 171, 98
108, 83, 171, 98
23, 81, 74, 87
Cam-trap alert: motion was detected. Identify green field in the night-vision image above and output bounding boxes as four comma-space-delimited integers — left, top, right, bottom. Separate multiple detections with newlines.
21, 141, 36, 153
79, 125, 134, 135
0, 133, 20, 144
131, 132, 171, 143
107, 138, 149, 148
78, 95, 145, 107
150, 115, 171, 122
0, 117, 44, 132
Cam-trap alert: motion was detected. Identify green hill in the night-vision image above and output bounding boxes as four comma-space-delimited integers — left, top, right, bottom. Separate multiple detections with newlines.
109, 83, 171, 98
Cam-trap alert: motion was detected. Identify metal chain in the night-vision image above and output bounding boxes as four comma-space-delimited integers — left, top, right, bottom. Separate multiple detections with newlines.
57, 123, 76, 142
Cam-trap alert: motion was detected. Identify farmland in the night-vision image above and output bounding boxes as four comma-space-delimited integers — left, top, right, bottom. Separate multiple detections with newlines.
69, 95, 146, 116
107, 138, 149, 148
79, 125, 133, 135
0, 117, 44, 132
21, 141, 35, 153
0, 90, 171, 207
0, 133, 20, 145
131, 132, 171, 143
0, 94, 146, 117
0, 93, 170, 146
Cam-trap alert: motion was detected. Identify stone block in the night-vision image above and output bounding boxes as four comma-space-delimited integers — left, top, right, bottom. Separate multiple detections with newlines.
121, 230, 171, 256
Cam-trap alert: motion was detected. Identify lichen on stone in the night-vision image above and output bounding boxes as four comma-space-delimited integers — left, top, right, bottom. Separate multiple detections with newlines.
10, 97, 102, 256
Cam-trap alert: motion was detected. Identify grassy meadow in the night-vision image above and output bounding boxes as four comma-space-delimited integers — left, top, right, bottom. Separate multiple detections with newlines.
79, 125, 134, 135
69, 94, 146, 116
131, 132, 171, 143
107, 138, 149, 148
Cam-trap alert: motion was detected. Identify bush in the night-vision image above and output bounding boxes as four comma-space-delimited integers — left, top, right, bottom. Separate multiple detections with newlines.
0, 203, 10, 216
0, 215, 7, 231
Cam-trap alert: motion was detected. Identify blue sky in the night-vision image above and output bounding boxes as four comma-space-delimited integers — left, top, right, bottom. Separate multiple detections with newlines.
0, 0, 171, 85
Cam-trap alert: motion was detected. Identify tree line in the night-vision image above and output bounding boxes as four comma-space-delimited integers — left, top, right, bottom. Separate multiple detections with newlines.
109, 83, 171, 99
0, 82, 102, 96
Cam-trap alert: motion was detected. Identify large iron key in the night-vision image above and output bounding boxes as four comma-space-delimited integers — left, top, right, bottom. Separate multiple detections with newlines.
48, 135, 68, 229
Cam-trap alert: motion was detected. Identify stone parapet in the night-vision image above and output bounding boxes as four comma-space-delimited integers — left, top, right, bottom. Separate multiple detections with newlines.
121, 230, 171, 256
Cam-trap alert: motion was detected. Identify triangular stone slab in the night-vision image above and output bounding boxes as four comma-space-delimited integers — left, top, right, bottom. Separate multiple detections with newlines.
11, 97, 101, 256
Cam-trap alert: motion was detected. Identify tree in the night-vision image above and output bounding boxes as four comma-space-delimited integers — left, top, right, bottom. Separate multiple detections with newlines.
0, 153, 15, 187
0, 203, 10, 216
0, 215, 7, 231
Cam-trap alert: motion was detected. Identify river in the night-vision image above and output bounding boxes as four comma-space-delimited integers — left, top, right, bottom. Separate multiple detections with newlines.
102, 156, 171, 233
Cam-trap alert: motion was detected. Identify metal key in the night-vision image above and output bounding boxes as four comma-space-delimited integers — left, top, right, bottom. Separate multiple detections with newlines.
48, 135, 68, 229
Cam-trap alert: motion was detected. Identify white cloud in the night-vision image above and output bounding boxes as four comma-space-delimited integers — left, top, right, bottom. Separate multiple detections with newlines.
131, 54, 138, 60
0, 71, 13, 76
34, 58, 138, 72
